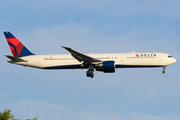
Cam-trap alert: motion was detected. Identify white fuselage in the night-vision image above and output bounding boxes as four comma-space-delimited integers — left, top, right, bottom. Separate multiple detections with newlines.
8, 52, 176, 70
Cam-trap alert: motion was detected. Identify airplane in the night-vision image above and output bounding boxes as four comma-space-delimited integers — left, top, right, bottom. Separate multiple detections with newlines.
4, 31, 176, 78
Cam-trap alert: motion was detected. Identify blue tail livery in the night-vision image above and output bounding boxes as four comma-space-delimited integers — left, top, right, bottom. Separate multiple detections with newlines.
4, 31, 34, 57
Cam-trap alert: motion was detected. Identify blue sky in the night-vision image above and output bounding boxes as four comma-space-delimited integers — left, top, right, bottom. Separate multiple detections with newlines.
0, 0, 180, 120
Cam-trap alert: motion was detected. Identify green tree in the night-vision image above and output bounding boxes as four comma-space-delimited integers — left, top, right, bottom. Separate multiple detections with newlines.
27, 117, 38, 120
32, 117, 37, 120
0, 109, 37, 120
0, 109, 19, 120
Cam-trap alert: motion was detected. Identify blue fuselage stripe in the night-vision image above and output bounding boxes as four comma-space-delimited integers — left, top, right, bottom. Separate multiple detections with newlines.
42, 64, 163, 70
115, 65, 163, 68
43, 64, 82, 69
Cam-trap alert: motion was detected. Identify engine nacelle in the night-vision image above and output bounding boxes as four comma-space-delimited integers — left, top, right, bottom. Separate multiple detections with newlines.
95, 61, 115, 73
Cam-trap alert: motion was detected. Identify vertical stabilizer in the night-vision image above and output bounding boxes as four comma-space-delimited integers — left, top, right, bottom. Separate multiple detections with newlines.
4, 31, 34, 57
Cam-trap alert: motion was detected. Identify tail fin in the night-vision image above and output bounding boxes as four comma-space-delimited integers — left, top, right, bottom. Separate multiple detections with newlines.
4, 31, 34, 57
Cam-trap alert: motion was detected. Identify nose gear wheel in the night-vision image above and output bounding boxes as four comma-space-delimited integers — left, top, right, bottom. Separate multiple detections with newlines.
162, 66, 166, 74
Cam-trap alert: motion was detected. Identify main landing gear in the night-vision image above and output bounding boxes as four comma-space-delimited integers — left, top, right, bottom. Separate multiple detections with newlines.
86, 69, 94, 78
162, 66, 166, 74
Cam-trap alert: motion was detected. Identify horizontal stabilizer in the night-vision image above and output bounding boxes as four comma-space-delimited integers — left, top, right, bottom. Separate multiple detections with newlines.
5, 55, 27, 62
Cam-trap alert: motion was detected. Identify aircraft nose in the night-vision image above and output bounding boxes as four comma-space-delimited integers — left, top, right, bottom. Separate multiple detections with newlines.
173, 58, 177, 63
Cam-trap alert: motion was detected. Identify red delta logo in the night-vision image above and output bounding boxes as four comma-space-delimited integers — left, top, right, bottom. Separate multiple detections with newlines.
135, 54, 157, 57
135, 54, 139, 57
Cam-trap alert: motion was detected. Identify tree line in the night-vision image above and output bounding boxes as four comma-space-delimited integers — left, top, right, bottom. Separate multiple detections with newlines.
0, 109, 37, 120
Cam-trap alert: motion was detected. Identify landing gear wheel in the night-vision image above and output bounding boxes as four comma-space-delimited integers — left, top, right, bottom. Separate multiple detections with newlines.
86, 69, 94, 78
86, 71, 90, 77
162, 66, 166, 74
90, 72, 94, 78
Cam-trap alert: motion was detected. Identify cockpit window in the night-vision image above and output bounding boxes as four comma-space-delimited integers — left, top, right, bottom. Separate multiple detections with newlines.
168, 55, 173, 58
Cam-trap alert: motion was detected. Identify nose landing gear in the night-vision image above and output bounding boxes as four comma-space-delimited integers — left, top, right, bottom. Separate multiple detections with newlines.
162, 66, 166, 74
86, 69, 94, 78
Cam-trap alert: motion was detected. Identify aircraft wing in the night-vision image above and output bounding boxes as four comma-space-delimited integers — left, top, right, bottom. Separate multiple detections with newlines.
61, 46, 101, 63
5, 55, 27, 62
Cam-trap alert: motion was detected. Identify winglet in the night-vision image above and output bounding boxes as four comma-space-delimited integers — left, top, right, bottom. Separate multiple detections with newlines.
61, 46, 70, 49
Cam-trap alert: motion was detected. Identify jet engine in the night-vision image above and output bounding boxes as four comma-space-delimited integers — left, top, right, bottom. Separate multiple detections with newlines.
95, 61, 115, 73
